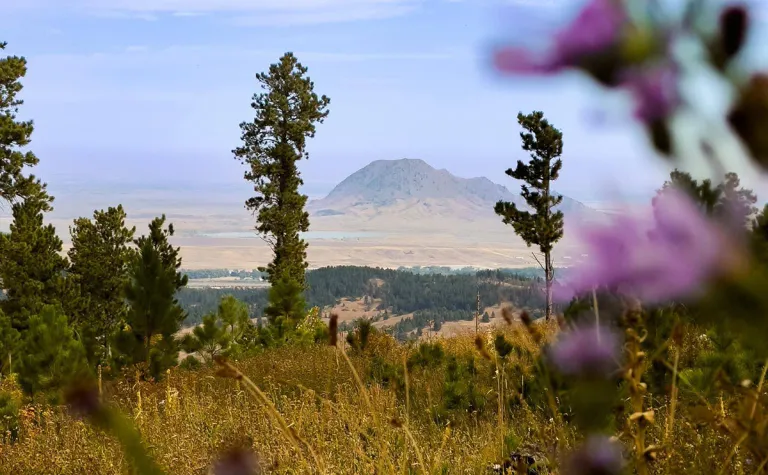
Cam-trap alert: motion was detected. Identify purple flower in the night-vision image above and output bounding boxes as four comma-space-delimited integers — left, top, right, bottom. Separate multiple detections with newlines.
550, 0, 627, 67
620, 62, 681, 122
550, 325, 620, 378
561, 188, 730, 303
563, 435, 624, 475
493, 0, 627, 75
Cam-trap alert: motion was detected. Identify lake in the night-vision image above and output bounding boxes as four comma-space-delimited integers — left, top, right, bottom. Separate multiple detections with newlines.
196, 231, 384, 240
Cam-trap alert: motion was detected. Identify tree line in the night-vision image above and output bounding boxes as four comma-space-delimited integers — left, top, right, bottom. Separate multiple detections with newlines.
177, 265, 545, 328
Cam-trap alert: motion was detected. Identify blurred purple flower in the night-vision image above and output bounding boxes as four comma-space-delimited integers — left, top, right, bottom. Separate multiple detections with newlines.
621, 62, 681, 122
561, 188, 729, 303
493, 0, 626, 75
550, 324, 620, 378
563, 435, 624, 475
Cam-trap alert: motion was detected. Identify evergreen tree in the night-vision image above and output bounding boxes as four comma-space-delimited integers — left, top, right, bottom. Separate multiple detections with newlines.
0, 195, 68, 330
115, 216, 187, 380
0, 42, 49, 207
494, 111, 564, 320
217, 295, 251, 344
16, 305, 89, 403
181, 313, 231, 364
68, 205, 136, 364
233, 52, 330, 293
659, 169, 757, 227
263, 277, 307, 342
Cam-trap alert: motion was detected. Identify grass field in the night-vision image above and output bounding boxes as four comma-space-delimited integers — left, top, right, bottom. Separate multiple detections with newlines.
0, 323, 740, 475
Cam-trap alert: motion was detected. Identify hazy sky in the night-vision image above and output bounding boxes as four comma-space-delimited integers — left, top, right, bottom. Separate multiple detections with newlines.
3, 0, 768, 203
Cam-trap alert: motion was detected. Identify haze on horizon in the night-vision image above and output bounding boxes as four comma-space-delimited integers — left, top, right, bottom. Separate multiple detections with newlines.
4, 0, 768, 212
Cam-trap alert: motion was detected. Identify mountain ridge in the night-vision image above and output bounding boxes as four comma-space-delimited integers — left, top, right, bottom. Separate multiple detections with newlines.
308, 158, 597, 221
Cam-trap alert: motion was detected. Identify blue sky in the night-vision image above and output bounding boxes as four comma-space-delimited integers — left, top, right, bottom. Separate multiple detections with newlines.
3, 0, 768, 203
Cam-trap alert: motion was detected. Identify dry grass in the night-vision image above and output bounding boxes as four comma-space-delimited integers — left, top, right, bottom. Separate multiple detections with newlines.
0, 327, 747, 474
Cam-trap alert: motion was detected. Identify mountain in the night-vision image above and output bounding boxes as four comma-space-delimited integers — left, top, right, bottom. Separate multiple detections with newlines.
307, 158, 600, 225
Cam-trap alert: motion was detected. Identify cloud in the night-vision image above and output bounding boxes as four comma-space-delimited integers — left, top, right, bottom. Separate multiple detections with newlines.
9, 0, 425, 26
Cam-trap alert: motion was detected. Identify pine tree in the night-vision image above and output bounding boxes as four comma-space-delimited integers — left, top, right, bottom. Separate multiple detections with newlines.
0, 195, 68, 330
494, 111, 564, 320
16, 305, 89, 402
181, 313, 231, 364
659, 169, 757, 227
68, 205, 136, 364
233, 52, 330, 293
263, 277, 307, 343
115, 215, 187, 380
217, 295, 251, 345
0, 42, 50, 207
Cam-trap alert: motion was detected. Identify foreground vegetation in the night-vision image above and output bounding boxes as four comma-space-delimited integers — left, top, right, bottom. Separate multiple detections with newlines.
0, 320, 756, 474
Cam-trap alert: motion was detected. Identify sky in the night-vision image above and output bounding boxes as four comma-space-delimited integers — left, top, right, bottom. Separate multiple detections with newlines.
3, 0, 768, 204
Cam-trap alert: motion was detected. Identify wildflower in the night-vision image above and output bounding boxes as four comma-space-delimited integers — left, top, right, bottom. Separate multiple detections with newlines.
550, 324, 620, 379
561, 188, 731, 303
562, 435, 624, 475
493, 0, 627, 76
620, 62, 681, 123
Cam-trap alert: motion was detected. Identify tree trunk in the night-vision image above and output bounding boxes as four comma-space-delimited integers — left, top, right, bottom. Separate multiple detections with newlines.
544, 251, 553, 320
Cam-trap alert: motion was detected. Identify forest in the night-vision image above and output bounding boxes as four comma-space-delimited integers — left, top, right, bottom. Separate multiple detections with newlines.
178, 266, 546, 336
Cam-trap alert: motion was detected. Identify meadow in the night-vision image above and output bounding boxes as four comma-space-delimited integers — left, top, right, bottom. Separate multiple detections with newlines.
0, 317, 755, 474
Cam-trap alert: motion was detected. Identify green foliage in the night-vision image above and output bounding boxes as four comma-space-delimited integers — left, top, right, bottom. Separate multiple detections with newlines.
0, 42, 49, 207
494, 334, 514, 359
263, 277, 306, 340
0, 390, 20, 442
233, 52, 330, 289
181, 313, 231, 364
481, 311, 490, 323
0, 195, 68, 331
179, 355, 201, 371
116, 216, 187, 380
405, 341, 445, 385
439, 355, 487, 418
495, 111, 564, 319
659, 169, 758, 227
346, 319, 373, 353
16, 306, 89, 403
67, 205, 136, 365
217, 295, 251, 343
176, 266, 544, 328
0, 310, 20, 376
181, 295, 258, 363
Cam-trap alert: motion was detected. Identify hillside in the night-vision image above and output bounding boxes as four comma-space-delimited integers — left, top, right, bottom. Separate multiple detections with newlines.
307, 158, 601, 228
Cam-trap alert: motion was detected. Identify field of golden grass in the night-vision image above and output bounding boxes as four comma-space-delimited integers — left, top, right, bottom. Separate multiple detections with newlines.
0, 323, 739, 475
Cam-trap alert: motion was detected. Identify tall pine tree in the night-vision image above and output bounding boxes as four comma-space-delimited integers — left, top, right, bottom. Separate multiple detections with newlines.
233, 52, 330, 296
0, 42, 50, 207
114, 215, 187, 380
68, 205, 136, 364
0, 195, 68, 330
494, 111, 564, 320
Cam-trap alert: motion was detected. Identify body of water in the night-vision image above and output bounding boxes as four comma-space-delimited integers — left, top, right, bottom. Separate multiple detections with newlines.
196, 231, 384, 240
